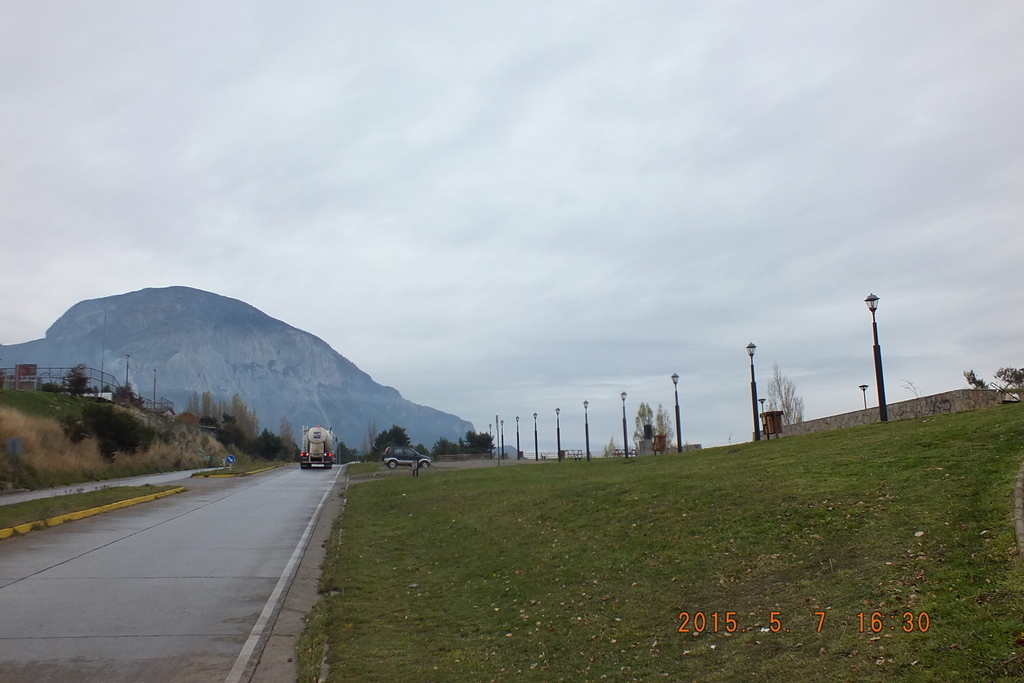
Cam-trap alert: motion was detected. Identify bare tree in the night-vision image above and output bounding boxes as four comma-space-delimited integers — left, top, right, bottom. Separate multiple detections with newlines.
767, 363, 804, 425
279, 416, 296, 446
901, 380, 922, 397
360, 419, 379, 454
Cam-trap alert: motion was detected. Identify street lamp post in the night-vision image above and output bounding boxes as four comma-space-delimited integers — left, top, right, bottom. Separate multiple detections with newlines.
500, 420, 505, 462
671, 373, 682, 453
533, 412, 539, 460
747, 343, 761, 441
859, 384, 869, 410
621, 391, 629, 457
153, 369, 157, 405
489, 424, 493, 459
584, 400, 591, 461
555, 408, 562, 461
865, 294, 889, 422
124, 354, 130, 391
516, 416, 520, 459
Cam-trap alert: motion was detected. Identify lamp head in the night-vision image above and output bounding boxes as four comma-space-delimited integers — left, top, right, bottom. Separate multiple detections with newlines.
621, 391, 627, 402
555, 407, 560, 416
746, 342, 756, 357
671, 372, 679, 386
865, 293, 879, 312
583, 400, 589, 409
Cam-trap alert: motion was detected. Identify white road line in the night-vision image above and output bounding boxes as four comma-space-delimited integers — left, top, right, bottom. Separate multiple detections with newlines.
224, 468, 341, 683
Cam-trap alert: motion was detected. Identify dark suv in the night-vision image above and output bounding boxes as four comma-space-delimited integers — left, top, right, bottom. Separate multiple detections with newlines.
381, 446, 431, 469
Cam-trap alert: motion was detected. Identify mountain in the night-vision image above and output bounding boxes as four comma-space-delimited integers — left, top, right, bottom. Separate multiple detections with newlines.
1, 286, 473, 448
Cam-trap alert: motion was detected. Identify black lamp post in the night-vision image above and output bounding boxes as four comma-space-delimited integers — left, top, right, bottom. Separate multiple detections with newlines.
671, 373, 682, 453
124, 354, 130, 391
500, 420, 505, 461
153, 368, 157, 405
489, 424, 493, 459
533, 412, 539, 460
747, 343, 761, 441
516, 416, 520, 459
555, 408, 562, 461
584, 400, 591, 461
859, 384, 869, 410
865, 294, 888, 422
621, 391, 629, 457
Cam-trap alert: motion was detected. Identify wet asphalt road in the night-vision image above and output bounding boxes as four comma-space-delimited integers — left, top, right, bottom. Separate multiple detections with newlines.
0, 465, 342, 683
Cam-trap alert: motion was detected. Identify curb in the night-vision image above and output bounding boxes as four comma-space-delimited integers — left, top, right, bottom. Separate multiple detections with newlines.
1015, 458, 1024, 562
192, 464, 288, 479
0, 486, 185, 540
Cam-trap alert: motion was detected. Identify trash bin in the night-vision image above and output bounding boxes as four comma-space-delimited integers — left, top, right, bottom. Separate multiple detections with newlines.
761, 410, 784, 439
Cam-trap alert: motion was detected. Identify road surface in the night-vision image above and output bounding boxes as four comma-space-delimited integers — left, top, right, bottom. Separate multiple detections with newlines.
0, 465, 342, 683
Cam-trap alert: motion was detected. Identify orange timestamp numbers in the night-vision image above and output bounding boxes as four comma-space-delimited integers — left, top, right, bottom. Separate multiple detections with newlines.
678, 611, 931, 634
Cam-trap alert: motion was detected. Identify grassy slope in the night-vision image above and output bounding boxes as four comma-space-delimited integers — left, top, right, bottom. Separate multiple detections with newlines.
0, 484, 180, 530
0, 388, 86, 420
319, 404, 1024, 682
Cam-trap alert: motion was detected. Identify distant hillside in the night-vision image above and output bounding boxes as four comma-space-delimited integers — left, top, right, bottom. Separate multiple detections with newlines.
1, 286, 473, 448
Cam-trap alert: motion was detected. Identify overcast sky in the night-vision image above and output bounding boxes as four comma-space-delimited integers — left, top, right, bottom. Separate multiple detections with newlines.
2, 1, 1022, 450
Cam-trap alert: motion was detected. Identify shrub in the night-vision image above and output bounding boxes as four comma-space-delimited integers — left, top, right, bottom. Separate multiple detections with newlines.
81, 402, 156, 460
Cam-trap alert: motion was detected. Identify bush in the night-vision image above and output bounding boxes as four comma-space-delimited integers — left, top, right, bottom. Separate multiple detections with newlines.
59, 414, 89, 444
81, 402, 156, 460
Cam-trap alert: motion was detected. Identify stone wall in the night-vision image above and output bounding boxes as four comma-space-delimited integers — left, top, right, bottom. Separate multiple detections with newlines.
778, 389, 1006, 438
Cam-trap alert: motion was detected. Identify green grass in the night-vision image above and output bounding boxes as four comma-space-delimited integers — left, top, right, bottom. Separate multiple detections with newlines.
0, 484, 180, 530
346, 461, 383, 476
0, 388, 87, 420
309, 403, 1024, 682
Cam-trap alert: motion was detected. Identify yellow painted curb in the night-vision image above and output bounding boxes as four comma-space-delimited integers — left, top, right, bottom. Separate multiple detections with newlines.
193, 463, 289, 478
0, 486, 185, 539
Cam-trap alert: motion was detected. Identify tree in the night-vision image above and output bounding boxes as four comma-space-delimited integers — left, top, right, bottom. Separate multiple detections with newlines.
767, 363, 804, 425
901, 380, 922, 398
963, 370, 988, 390
361, 419, 379, 454
279, 416, 296, 446
603, 437, 618, 457
459, 430, 493, 454
963, 367, 1024, 394
993, 367, 1024, 393
372, 425, 411, 454
432, 437, 460, 456
632, 402, 654, 446
64, 365, 90, 396
653, 403, 674, 445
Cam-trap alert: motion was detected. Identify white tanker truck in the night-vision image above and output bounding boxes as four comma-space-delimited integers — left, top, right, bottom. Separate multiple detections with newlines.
300, 425, 335, 469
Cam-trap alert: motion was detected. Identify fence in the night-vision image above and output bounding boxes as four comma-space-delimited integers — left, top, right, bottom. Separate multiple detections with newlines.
0, 365, 175, 415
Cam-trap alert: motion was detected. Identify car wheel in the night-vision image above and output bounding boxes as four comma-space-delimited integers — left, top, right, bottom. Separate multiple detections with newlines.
419, 460, 430, 468
386, 460, 397, 469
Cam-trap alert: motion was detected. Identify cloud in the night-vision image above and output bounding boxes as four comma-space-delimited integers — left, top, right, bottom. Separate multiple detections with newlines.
2, 0, 1022, 448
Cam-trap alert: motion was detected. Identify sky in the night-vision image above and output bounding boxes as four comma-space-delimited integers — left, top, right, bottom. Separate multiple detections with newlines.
2, 1, 1022, 451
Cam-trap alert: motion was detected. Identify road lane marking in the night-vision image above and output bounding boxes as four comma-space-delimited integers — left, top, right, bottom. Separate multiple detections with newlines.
224, 467, 342, 683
